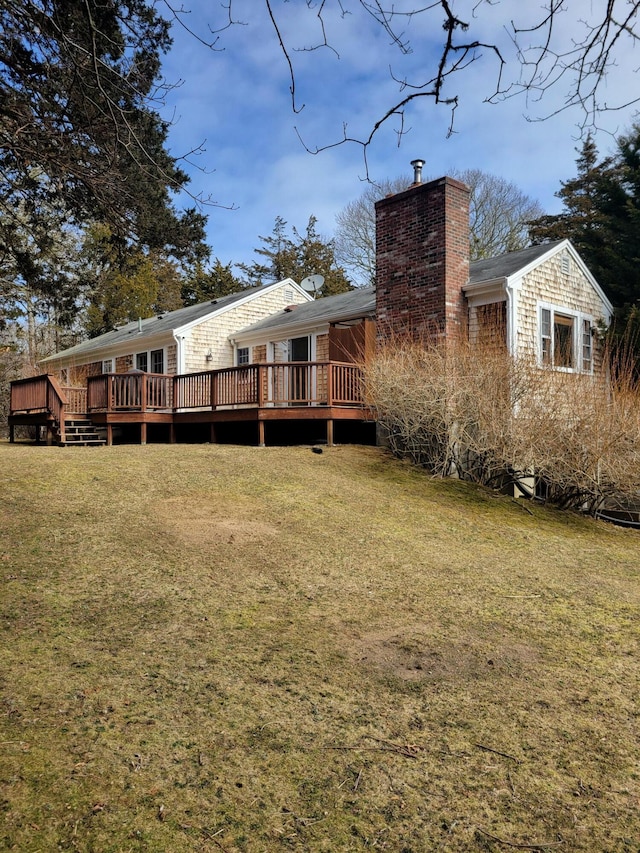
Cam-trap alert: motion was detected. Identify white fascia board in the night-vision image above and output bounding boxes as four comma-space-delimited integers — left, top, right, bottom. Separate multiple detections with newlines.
504, 239, 612, 317
172, 278, 312, 338
463, 277, 507, 301
533, 240, 614, 319
562, 241, 614, 318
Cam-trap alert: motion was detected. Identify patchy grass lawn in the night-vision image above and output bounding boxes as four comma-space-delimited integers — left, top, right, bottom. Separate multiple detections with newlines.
1, 442, 638, 852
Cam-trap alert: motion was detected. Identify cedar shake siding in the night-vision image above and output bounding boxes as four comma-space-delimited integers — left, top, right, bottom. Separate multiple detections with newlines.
375, 176, 470, 340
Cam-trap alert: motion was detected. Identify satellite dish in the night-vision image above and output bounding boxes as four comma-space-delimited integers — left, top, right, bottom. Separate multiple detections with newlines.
300, 274, 324, 297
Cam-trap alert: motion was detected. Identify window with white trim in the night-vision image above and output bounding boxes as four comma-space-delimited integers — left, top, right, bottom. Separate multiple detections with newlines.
539, 307, 593, 372
236, 346, 250, 366
102, 358, 114, 374
150, 349, 164, 373
582, 319, 593, 372
135, 348, 164, 373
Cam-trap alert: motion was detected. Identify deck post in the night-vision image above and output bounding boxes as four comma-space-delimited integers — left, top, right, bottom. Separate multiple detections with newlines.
258, 419, 265, 447
169, 422, 176, 444
9, 423, 14, 443
258, 365, 265, 407
106, 424, 113, 446
140, 422, 147, 445
326, 419, 334, 447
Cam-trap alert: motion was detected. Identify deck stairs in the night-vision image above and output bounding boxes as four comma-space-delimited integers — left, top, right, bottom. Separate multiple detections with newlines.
55, 417, 106, 447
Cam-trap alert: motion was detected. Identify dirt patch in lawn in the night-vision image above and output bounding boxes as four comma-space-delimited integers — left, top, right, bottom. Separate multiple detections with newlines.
348, 625, 542, 682
154, 496, 280, 547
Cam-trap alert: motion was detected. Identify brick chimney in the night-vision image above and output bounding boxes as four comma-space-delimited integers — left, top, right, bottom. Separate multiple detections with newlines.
375, 174, 470, 340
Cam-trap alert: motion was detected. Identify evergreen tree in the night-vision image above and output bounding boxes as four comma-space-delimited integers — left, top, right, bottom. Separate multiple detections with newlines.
85, 251, 184, 337
529, 130, 640, 309
181, 260, 247, 306
239, 216, 351, 296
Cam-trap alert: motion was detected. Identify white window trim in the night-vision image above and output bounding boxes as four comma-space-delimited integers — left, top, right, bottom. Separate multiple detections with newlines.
538, 303, 594, 374
267, 335, 316, 362
135, 346, 166, 374
236, 345, 251, 366
102, 358, 114, 374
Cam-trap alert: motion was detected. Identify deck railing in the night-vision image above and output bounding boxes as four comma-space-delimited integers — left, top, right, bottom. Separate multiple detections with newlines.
9, 374, 67, 441
62, 386, 87, 414
11, 362, 365, 419
172, 362, 364, 410
87, 373, 173, 412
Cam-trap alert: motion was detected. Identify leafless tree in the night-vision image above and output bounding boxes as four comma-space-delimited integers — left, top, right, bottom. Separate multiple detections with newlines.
334, 169, 543, 285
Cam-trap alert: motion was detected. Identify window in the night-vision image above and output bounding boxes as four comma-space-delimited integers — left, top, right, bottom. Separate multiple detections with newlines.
237, 346, 250, 366
150, 349, 164, 373
540, 307, 594, 373
135, 348, 164, 373
582, 319, 593, 372
102, 358, 114, 374
554, 314, 574, 368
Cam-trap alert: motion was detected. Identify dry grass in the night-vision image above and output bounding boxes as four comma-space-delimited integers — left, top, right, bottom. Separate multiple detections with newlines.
1, 442, 639, 852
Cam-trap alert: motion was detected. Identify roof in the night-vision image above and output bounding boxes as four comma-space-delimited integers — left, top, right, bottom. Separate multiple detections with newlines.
234, 286, 376, 339
468, 240, 565, 285
40, 282, 299, 363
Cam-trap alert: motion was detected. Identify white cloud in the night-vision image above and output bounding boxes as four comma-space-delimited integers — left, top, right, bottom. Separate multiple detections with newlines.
158, 0, 640, 265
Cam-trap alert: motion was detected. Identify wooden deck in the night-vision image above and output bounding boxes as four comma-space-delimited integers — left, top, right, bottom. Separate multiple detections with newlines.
9, 363, 374, 446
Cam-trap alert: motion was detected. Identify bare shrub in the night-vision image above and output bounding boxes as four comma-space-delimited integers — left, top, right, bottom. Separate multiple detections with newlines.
364, 335, 640, 514
516, 359, 640, 513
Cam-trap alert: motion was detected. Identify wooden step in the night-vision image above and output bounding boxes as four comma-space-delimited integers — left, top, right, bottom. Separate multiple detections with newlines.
56, 419, 106, 447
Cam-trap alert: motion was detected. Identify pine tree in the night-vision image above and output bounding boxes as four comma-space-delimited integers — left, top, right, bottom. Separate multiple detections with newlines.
238, 216, 352, 296
181, 260, 247, 305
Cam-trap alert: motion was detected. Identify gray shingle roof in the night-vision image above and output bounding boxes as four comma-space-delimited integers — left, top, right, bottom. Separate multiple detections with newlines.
235, 286, 376, 337
40, 285, 274, 363
468, 241, 564, 285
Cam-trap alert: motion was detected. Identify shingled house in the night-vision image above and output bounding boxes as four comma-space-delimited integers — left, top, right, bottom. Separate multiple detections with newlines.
9, 170, 613, 446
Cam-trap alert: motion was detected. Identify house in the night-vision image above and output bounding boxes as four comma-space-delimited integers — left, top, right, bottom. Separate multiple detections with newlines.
8, 169, 613, 447
374, 173, 613, 370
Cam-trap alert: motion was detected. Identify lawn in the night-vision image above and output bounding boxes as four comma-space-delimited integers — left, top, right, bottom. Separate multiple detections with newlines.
1, 442, 638, 851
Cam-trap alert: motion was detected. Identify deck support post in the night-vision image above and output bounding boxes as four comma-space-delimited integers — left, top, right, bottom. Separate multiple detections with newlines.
106, 424, 113, 446
210, 423, 217, 444
9, 423, 14, 443
258, 420, 265, 447
140, 422, 147, 445
326, 419, 334, 447
169, 423, 176, 444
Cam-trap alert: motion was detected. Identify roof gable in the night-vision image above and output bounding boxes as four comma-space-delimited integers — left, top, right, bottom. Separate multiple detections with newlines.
466, 239, 613, 315
41, 279, 307, 364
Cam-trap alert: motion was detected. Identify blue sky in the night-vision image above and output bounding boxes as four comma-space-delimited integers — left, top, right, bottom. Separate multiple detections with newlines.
157, 1, 640, 274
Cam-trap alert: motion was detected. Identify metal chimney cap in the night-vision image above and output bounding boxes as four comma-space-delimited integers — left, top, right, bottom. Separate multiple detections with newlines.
411, 159, 425, 184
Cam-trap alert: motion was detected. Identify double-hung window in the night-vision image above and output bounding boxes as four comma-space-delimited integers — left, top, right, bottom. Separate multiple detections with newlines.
236, 346, 250, 366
